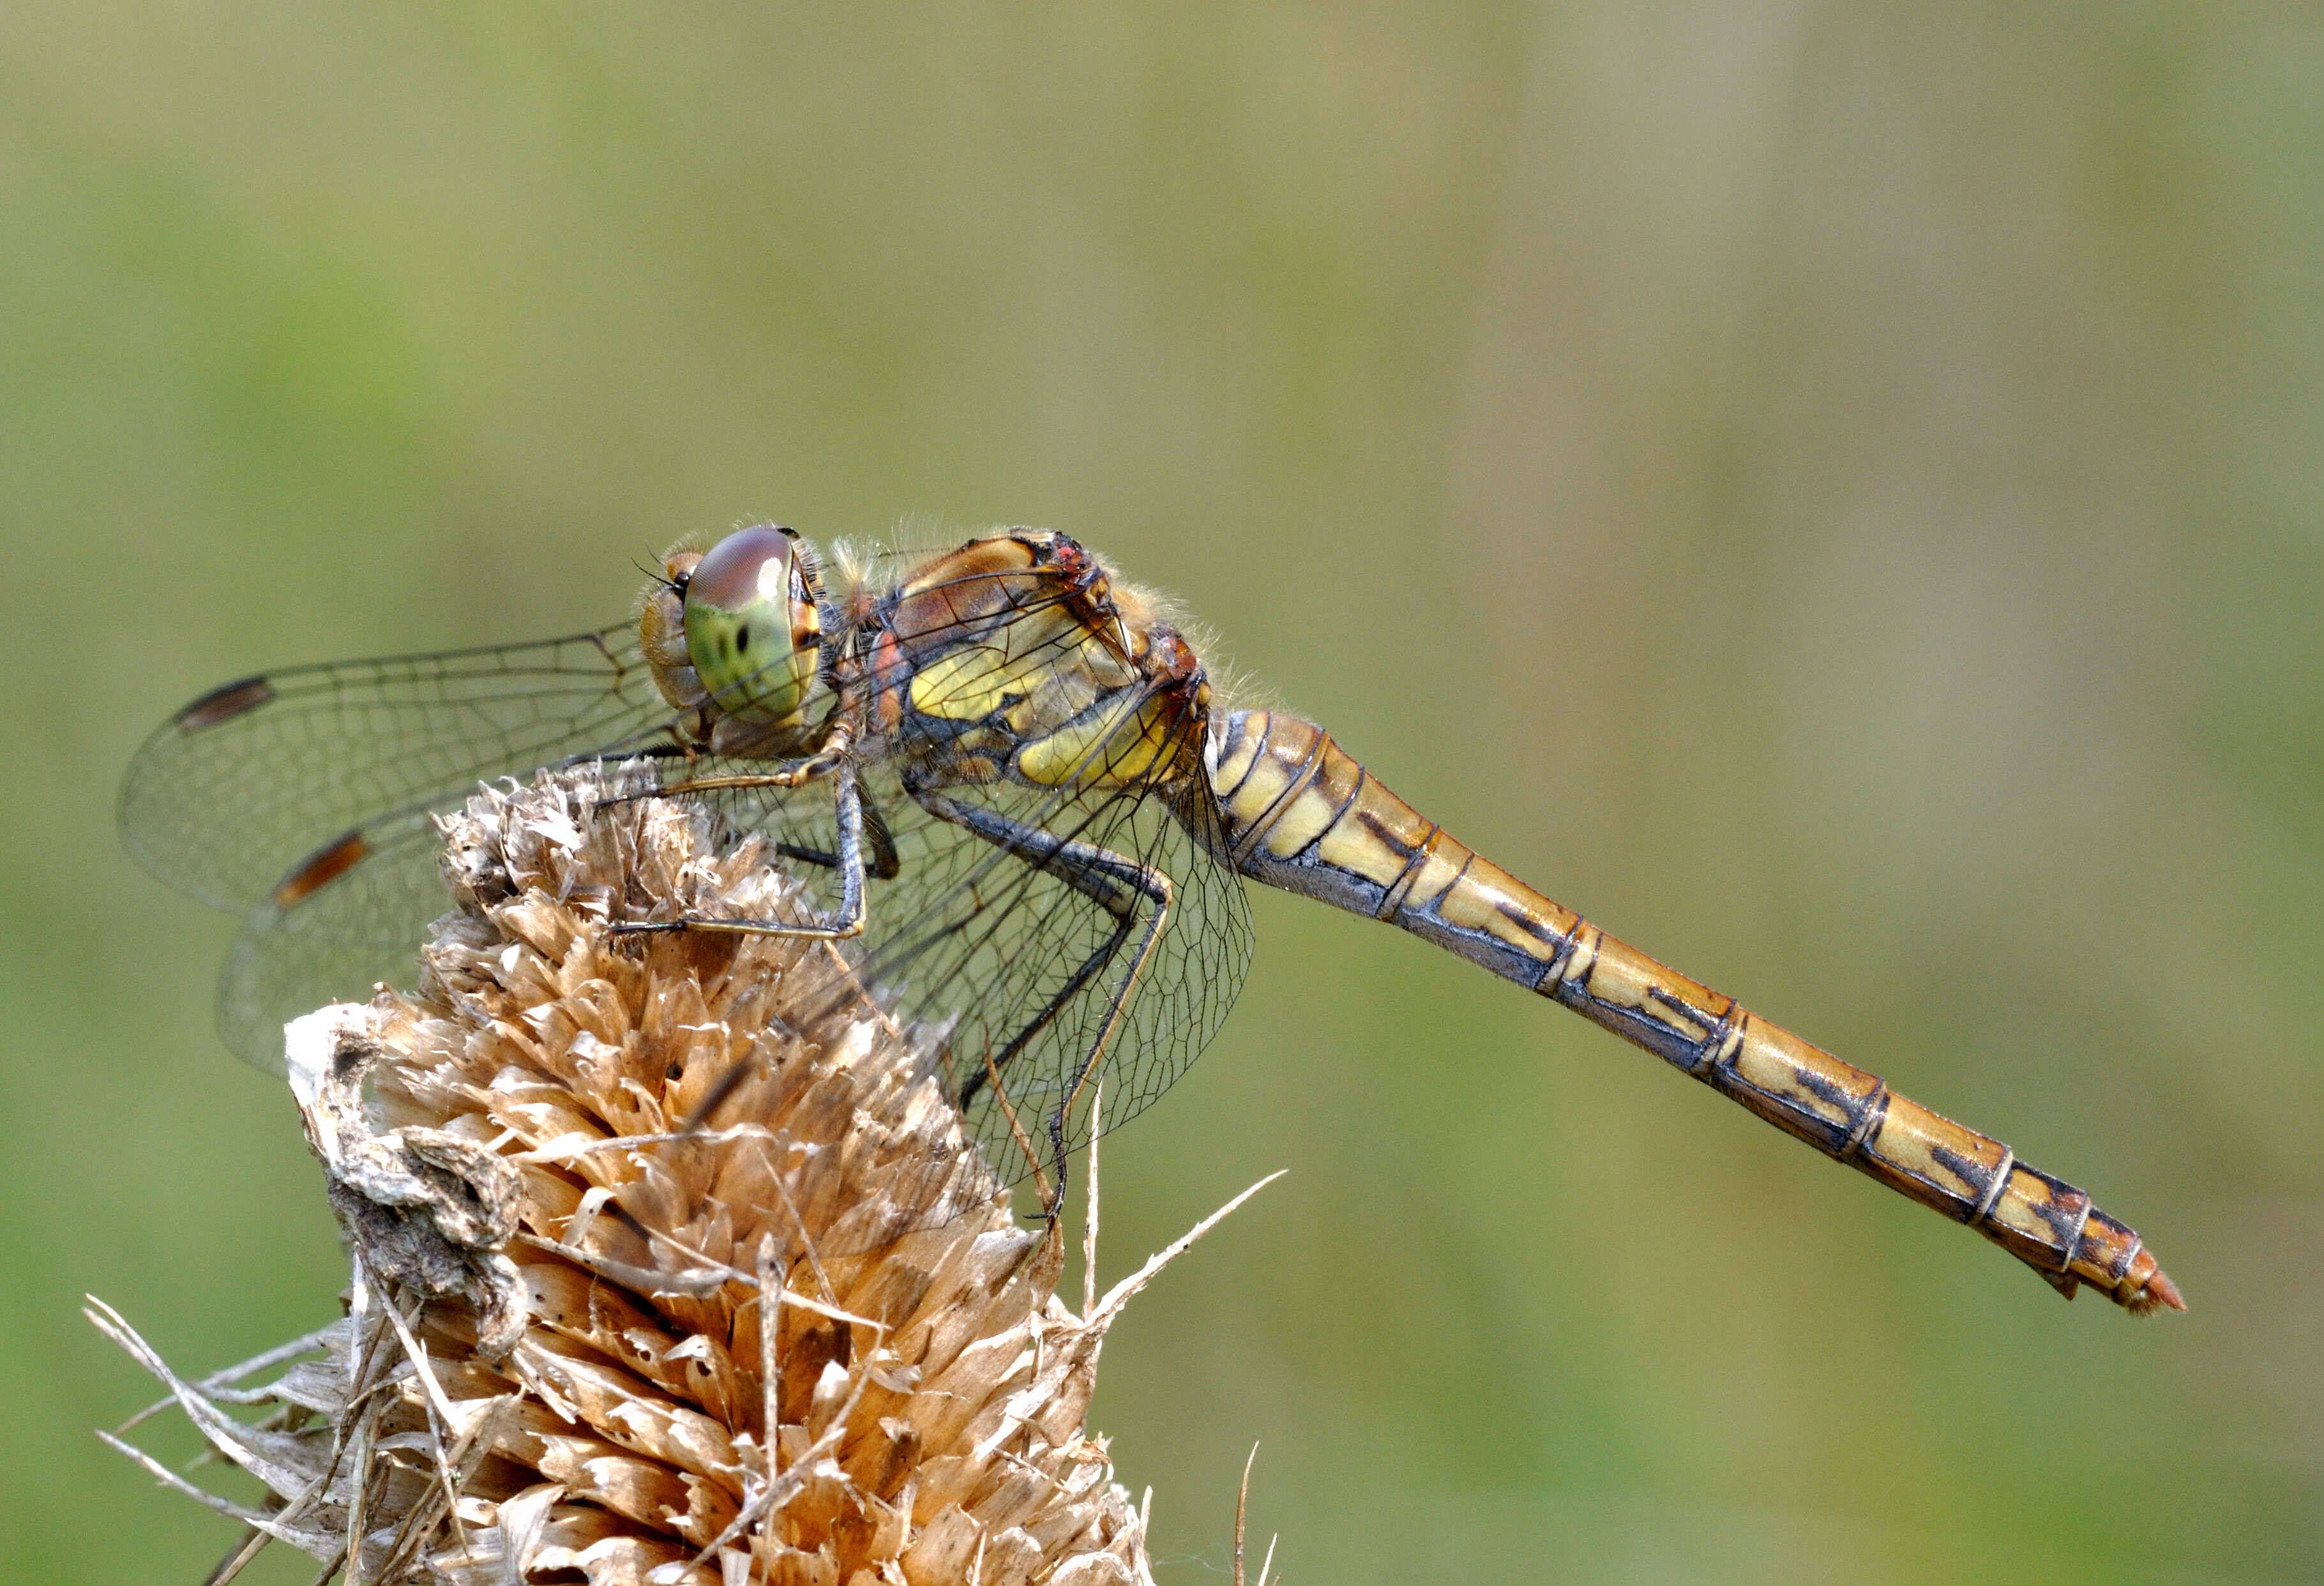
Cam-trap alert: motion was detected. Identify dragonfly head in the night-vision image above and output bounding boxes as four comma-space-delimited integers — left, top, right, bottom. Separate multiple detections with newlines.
679, 525, 825, 727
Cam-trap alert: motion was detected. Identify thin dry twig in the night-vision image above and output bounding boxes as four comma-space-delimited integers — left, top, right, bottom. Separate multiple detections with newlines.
1083, 1079, 1105, 1320
1090, 1172, 1288, 1328
1233, 1441, 1276, 1586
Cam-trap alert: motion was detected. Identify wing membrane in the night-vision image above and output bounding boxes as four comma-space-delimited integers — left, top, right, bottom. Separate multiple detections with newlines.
121, 627, 670, 914
216, 813, 446, 1070
864, 772, 1251, 1181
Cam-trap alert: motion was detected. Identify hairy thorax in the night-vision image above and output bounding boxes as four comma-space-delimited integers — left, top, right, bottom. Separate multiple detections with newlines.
642, 530, 1216, 794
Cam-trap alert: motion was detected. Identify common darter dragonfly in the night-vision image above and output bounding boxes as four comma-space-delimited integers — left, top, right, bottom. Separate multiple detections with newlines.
121, 525, 2182, 1313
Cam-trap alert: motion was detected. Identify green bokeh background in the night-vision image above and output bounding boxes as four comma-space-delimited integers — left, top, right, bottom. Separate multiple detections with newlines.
3, 6, 2316, 1582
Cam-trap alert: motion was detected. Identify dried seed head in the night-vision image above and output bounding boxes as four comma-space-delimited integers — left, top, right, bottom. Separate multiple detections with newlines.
96, 766, 1265, 1585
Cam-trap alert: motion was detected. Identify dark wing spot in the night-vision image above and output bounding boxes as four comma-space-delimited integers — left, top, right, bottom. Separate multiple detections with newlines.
175, 676, 277, 730
271, 829, 372, 910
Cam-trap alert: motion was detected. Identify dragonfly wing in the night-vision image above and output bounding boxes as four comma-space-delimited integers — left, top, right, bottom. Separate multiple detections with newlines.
215, 809, 446, 1070
121, 626, 670, 916
854, 771, 1255, 1181
124, 624, 681, 1068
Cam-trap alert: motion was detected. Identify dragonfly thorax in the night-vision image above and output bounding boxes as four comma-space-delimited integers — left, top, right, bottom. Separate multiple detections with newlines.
871, 531, 1218, 794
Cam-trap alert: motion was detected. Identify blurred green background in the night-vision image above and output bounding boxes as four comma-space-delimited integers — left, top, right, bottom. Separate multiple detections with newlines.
3, 4, 2317, 1582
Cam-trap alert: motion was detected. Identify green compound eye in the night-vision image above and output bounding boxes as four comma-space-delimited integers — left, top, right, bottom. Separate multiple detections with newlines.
683, 527, 821, 725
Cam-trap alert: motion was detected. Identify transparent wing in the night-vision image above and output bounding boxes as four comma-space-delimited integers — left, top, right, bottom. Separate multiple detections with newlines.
123, 626, 680, 1068
216, 812, 446, 1070
121, 626, 669, 916
865, 767, 1253, 1187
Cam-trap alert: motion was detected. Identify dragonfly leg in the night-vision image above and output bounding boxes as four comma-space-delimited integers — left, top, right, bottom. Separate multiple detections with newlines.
757, 789, 901, 882
912, 790, 1174, 1214
615, 759, 870, 940
604, 720, 861, 804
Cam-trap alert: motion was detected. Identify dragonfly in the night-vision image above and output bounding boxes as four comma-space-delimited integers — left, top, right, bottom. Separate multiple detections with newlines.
121, 524, 2182, 1314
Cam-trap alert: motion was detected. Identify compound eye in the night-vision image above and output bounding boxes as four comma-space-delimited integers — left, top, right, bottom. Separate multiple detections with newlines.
686, 527, 790, 612
683, 527, 820, 725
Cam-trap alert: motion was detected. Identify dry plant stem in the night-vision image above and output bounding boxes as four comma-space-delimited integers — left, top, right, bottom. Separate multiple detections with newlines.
96, 766, 1280, 1585
1233, 1445, 1254, 1586
1082, 1082, 1103, 1321
1231, 1444, 1276, 1586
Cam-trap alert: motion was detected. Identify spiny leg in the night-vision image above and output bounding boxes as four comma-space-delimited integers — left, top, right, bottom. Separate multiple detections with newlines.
642, 758, 884, 1135
626, 724, 887, 1131
617, 757, 870, 942
600, 716, 856, 808
761, 784, 900, 882
914, 790, 1175, 1219
668, 718, 859, 794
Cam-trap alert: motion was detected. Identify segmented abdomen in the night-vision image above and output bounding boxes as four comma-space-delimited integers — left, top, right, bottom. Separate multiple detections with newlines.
1207, 708, 2180, 1314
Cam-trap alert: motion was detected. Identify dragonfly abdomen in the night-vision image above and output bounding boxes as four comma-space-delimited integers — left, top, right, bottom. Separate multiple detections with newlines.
1207, 707, 2182, 1314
